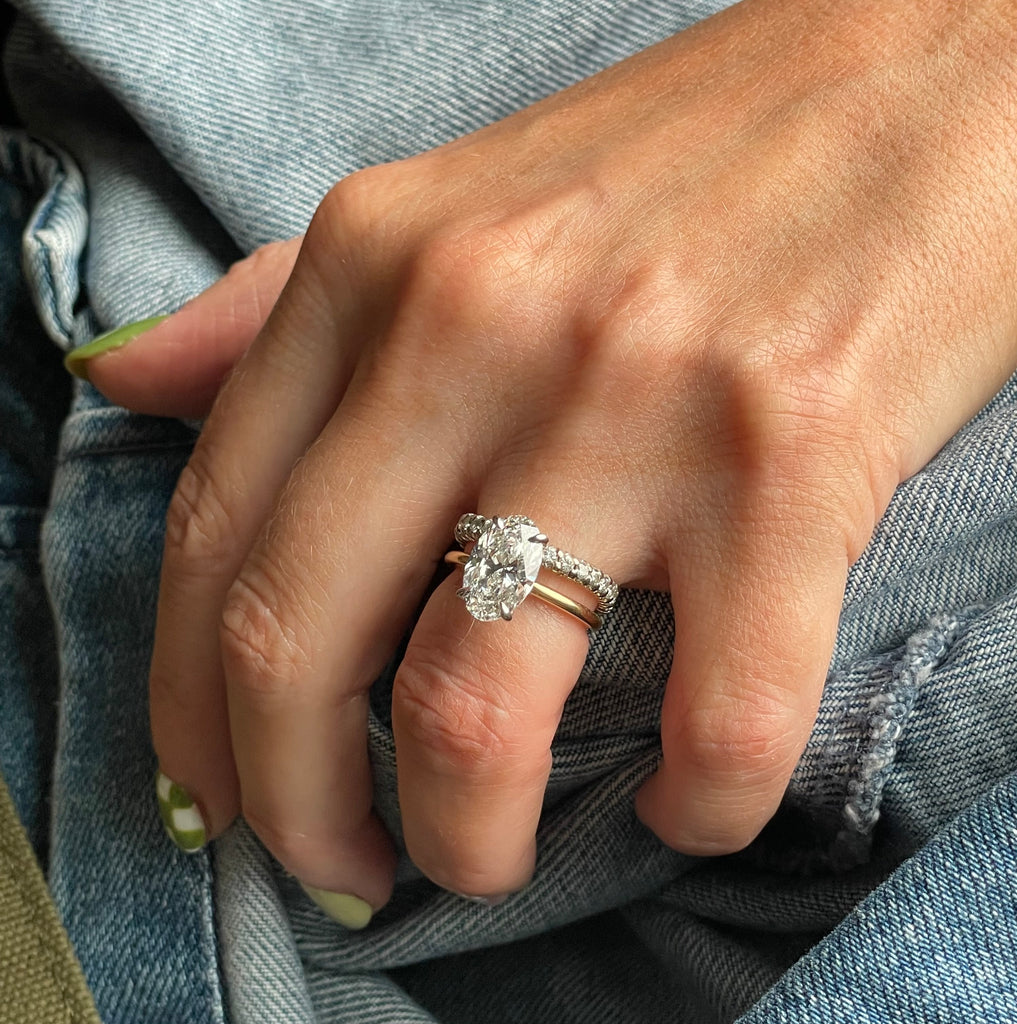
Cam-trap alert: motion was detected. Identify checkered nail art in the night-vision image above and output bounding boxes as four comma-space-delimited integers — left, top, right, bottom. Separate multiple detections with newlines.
156, 771, 207, 853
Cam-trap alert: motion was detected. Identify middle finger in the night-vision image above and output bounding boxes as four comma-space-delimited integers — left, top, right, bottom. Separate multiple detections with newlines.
219, 378, 473, 912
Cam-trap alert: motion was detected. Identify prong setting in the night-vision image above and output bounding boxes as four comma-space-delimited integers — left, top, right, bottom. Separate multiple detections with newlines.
454, 516, 543, 622
450, 513, 619, 624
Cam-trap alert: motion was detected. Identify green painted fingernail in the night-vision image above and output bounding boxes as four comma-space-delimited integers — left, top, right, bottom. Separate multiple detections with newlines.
64, 315, 169, 381
155, 770, 207, 853
300, 883, 374, 929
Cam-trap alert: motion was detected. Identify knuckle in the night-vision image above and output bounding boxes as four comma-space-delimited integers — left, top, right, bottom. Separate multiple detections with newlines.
393, 653, 527, 778
672, 347, 856, 517
164, 451, 239, 578
731, 321, 870, 465
228, 237, 294, 283
405, 224, 547, 340
312, 165, 401, 252
610, 332, 681, 400
220, 568, 311, 700
678, 694, 803, 787
712, 348, 879, 550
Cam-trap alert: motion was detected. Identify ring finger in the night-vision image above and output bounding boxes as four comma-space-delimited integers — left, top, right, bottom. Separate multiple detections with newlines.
392, 469, 635, 900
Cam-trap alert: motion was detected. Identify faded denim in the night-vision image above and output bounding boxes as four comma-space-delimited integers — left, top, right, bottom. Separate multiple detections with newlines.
1, 1, 1016, 1022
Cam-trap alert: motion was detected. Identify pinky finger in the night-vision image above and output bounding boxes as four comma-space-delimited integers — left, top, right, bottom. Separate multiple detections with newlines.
637, 509, 848, 855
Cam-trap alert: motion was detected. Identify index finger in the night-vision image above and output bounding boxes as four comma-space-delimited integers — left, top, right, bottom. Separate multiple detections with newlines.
148, 190, 385, 847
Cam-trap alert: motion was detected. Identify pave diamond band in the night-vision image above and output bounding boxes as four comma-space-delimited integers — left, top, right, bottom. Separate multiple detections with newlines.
448, 513, 619, 630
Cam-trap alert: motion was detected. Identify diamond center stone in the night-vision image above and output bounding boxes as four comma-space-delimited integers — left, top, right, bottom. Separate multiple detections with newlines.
461, 517, 545, 621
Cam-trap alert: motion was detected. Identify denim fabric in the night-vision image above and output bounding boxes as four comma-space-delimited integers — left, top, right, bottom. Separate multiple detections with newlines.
0, 133, 69, 862
0, 125, 226, 1024
742, 773, 1017, 1022
2, 1, 1017, 1022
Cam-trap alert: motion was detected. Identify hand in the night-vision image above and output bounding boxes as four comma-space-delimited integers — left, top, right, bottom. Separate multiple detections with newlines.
87, 0, 1017, 919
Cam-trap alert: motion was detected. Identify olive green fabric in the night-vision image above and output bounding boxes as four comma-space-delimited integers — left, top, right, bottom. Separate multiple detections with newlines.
0, 770, 101, 1024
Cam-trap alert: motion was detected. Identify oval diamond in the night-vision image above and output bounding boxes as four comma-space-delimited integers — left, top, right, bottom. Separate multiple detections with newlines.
460, 516, 545, 621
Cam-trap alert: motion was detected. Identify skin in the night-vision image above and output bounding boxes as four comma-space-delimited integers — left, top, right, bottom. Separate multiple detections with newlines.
89, 0, 1017, 910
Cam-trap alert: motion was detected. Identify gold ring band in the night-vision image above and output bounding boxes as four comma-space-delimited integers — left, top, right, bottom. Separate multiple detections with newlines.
444, 551, 603, 630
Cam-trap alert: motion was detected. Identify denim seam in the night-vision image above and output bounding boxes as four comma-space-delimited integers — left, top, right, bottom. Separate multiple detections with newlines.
57, 440, 196, 462
0, 128, 85, 348
197, 848, 229, 1024
832, 607, 983, 868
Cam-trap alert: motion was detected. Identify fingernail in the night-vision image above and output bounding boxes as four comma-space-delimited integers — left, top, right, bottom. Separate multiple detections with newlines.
300, 883, 374, 929
155, 770, 207, 853
64, 315, 169, 381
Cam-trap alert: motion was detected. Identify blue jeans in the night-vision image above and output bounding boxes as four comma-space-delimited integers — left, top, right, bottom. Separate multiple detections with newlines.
2, 1, 1016, 1021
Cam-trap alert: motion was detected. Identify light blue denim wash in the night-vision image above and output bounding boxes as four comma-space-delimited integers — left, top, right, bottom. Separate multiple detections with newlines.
1, 1, 1016, 1021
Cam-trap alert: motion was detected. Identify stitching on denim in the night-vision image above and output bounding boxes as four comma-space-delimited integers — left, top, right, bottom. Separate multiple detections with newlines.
832, 606, 984, 868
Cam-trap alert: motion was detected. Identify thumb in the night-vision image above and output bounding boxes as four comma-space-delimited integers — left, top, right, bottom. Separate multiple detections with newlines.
67, 237, 301, 418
